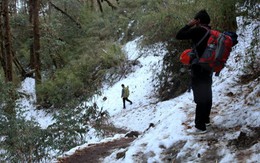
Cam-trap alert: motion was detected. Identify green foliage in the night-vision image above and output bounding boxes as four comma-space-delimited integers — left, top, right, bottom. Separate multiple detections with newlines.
10, 12, 31, 69
0, 77, 8, 106
45, 102, 112, 153
33, 3, 127, 109
0, 97, 111, 162
0, 108, 49, 162
130, 0, 238, 45
37, 69, 84, 109
82, 103, 111, 137
100, 44, 125, 68
37, 41, 124, 109
154, 43, 190, 101
46, 107, 88, 153
0, 80, 48, 162
0, 79, 17, 115
75, 42, 125, 94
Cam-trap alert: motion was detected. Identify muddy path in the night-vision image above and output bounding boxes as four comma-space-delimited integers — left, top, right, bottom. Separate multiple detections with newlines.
57, 137, 136, 163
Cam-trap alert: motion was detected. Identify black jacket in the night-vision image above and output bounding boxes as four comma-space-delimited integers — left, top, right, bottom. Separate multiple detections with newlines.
176, 25, 210, 57
176, 24, 212, 77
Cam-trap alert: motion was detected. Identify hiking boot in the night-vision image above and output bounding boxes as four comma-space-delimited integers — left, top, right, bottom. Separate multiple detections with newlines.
186, 127, 207, 135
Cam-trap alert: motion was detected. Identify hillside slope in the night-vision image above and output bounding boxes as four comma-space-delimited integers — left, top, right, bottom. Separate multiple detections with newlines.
59, 13, 260, 163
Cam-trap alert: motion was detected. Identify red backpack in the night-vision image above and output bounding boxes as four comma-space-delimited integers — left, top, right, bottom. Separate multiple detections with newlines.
180, 28, 238, 76
199, 29, 237, 76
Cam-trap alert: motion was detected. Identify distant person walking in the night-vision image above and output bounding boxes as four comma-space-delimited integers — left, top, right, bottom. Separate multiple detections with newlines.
121, 84, 132, 109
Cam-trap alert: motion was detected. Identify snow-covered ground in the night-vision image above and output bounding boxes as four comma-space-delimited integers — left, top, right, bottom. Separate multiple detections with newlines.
18, 14, 259, 163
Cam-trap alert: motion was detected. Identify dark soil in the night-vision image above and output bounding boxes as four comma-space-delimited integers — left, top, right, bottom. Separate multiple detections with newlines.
58, 137, 136, 163
228, 127, 260, 150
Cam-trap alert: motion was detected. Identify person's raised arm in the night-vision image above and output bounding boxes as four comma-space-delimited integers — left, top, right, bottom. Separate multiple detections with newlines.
176, 19, 199, 40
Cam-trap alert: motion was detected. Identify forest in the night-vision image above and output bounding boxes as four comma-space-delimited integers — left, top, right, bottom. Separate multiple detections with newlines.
0, 0, 258, 162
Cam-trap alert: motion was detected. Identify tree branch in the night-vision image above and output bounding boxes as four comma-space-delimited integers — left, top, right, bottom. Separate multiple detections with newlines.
97, 0, 103, 12
97, 0, 117, 12
48, 1, 82, 29
103, 0, 117, 10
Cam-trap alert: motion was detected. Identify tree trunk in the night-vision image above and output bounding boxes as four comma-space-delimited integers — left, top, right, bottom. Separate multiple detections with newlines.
29, 0, 34, 70
2, 0, 16, 117
3, 0, 13, 82
0, 1, 7, 75
33, 0, 41, 84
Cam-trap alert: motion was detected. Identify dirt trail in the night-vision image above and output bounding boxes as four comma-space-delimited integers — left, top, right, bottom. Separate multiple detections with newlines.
58, 137, 136, 163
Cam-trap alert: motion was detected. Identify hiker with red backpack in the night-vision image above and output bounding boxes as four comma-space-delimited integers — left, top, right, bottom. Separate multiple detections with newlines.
176, 10, 215, 134
176, 10, 238, 134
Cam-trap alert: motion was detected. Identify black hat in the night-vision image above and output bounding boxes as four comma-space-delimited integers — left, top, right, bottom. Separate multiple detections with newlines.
194, 9, 210, 24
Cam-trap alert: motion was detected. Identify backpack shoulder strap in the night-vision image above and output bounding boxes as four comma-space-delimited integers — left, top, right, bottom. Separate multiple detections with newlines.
194, 26, 210, 48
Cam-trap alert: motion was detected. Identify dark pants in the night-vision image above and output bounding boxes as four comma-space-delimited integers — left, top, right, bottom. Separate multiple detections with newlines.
191, 66, 212, 130
122, 97, 132, 109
